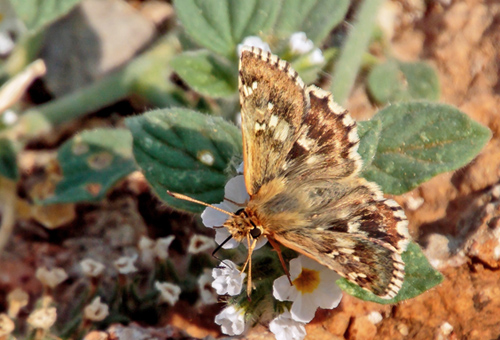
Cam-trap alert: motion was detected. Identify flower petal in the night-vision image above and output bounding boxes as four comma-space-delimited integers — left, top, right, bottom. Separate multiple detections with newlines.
315, 271, 343, 309
290, 294, 317, 323
201, 203, 231, 228
214, 228, 239, 249
224, 175, 249, 205
212, 260, 245, 296
269, 310, 306, 340
288, 256, 303, 280
273, 275, 297, 301
289, 32, 314, 54
240, 233, 268, 249
214, 306, 245, 336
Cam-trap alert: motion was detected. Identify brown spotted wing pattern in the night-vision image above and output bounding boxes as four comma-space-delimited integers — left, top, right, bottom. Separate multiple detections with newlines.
233, 46, 410, 298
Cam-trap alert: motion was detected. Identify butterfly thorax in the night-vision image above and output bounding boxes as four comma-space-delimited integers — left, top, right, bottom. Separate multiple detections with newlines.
223, 208, 265, 243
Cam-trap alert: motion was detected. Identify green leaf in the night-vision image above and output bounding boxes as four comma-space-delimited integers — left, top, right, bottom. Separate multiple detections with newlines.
357, 119, 382, 171
363, 102, 491, 194
274, 0, 349, 44
43, 129, 137, 204
337, 242, 443, 304
367, 60, 440, 104
170, 50, 237, 98
0, 139, 18, 181
10, 0, 83, 35
126, 108, 242, 213
174, 0, 280, 58
228, 0, 280, 44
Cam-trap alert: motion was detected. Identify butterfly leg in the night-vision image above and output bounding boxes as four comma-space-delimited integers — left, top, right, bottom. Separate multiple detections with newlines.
268, 237, 292, 285
240, 235, 258, 296
224, 196, 247, 208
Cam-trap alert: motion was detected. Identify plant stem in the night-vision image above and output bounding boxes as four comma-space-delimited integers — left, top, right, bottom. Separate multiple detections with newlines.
330, 0, 385, 105
15, 33, 181, 140
0, 178, 17, 255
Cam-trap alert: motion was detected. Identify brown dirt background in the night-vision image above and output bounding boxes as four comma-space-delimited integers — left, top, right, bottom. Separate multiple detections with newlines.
2, 1, 500, 340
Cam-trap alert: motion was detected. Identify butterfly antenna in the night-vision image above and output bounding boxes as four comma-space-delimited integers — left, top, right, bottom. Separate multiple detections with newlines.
212, 234, 234, 263
167, 191, 236, 217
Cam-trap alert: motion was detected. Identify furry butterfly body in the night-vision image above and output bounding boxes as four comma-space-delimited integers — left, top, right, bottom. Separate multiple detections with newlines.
223, 46, 410, 299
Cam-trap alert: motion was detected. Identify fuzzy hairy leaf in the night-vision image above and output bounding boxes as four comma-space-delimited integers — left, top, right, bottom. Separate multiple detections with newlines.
363, 102, 491, 194
10, 0, 83, 34
368, 60, 440, 104
274, 0, 349, 44
170, 50, 237, 98
44, 129, 137, 204
174, 0, 348, 59
174, 0, 280, 58
126, 108, 242, 213
337, 242, 443, 304
357, 119, 382, 171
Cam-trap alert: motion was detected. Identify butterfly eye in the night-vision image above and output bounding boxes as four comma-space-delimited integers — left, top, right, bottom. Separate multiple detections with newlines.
250, 227, 261, 238
235, 208, 245, 215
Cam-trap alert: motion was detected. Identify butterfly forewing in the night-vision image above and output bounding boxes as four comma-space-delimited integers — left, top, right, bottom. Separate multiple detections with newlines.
287, 87, 362, 179
238, 46, 410, 299
239, 47, 307, 195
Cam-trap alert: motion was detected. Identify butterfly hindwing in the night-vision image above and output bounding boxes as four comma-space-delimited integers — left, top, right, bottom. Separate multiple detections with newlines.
249, 174, 409, 298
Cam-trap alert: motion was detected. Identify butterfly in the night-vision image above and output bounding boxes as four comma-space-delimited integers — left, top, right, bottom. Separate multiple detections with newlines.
171, 46, 410, 299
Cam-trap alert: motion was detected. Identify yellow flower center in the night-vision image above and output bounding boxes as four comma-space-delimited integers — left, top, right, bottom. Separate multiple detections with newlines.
292, 268, 320, 294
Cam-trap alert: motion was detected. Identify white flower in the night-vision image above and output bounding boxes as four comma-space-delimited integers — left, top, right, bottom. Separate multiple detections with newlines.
80, 259, 105, 278
7, 288, 28, 318
113, 255, 138, 274
236, 162, 244, 174
237, 36, 271, 56
138, 235, 155, 252
288, 32, 324, 65
2, 110, 17, 125
197, 269, 218, 305
35, 267, 68, 288
212, 260, 245, 296
154, 235, 175, 260
273, 255, 342, 323
0, 31, 14, 56
0, 313, 14, 336
308, 48, 325, 65
187, 234, 215, 254
214, 305, 246, 336
367, 311, 383, 324
27, 307, 57, 329
84, 297, 109, 322
289, 32, 314, 54
155, 281, 181, 306
138, 236, 155, 267
269, 310, 307, 340
235, 112, 242, 128
201, 174, 267, 250
0, 1, 25, 56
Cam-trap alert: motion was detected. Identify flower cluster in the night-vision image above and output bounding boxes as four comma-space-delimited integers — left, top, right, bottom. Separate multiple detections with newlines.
288, 32, 325, 65
83, 297, 109, 322
35, 267, 68, 289
155, 281, 181, 306
138, 235, 176, 265
237, 33, 324, 69
202, 163, 343, 340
